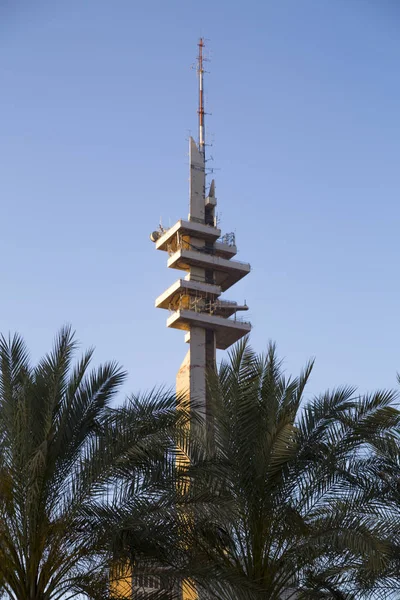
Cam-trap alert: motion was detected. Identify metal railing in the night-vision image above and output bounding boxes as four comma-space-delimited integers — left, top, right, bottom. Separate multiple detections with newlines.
168, 241, 249, 267
168, 295, 251, 326
228, 315, 251, 325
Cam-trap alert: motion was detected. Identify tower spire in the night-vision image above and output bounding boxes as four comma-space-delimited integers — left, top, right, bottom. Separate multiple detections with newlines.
197, 37, 205, 157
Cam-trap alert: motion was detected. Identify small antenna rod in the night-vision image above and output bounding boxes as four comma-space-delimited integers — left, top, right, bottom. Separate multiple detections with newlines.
197, 38, 205, 158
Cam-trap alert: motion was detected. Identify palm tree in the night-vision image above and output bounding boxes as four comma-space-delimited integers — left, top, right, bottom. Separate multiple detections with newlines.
190, 338, 400, 600
3, 327, 397, 600
0, 326, 193, 600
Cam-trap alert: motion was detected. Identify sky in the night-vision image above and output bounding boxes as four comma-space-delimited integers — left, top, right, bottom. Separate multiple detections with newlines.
0, 0, 399, 403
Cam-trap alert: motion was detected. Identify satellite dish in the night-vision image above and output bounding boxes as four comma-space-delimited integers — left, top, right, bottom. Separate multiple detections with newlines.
150, 230, 161, 242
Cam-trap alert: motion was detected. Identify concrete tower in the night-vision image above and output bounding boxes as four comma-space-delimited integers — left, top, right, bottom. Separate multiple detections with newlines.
152, 39, 251, 425
111, 40, 252, 600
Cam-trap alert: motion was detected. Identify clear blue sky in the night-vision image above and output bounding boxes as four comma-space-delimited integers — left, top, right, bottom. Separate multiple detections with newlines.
1, 0, 399, 401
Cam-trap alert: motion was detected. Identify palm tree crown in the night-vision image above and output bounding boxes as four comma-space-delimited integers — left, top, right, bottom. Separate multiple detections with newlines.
195, 338, 400, 600
0, 327, 190, 600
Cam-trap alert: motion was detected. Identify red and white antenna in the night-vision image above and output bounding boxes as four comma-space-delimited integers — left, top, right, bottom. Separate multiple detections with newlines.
197, 38, 205, 157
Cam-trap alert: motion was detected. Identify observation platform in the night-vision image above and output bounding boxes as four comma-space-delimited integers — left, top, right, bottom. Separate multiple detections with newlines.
167, 309, 251, 350
155, 278, 221, 310
167, 249, 251, 292
155, 220, 221, 252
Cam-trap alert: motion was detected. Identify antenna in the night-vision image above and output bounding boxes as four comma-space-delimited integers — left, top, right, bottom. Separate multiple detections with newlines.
197, 38, 205, 158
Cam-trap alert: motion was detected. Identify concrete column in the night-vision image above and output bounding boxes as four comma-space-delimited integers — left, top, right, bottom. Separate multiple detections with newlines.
189, 137, 205, 222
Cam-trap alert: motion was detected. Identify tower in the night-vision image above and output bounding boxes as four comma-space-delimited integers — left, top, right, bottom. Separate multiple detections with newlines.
152, 39, 251, 426
111, 40, 252, 600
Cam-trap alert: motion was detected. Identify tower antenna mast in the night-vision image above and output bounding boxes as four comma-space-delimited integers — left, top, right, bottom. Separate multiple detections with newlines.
197, 37, 205, 157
